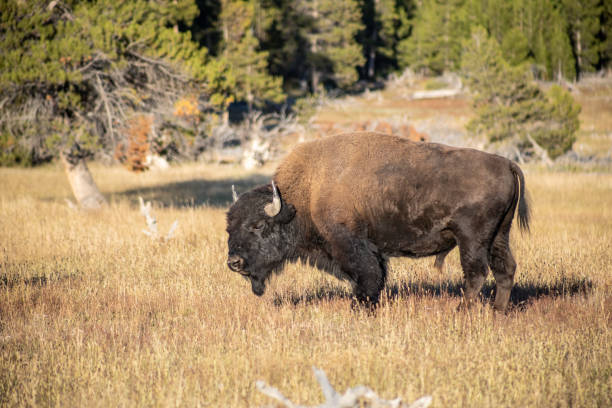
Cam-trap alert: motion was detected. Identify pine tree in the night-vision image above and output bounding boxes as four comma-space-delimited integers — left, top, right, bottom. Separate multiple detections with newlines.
469, 0, 513, 44
251, 0, 281, 42
510, 0, 544, 49
547, 8, 576, 81
518, 0, 575, 80
461, 26, 580, 160
190, 0, 222, 52
294, 0, 364, 92
202, 56, 237, 115
361, 0, 414, 79
258, 0, 310, 86
561, 0, 603, 78
398, 0, 468, 74
602, 0, 612, 70
227, 29, 285, 112
461, 0, 577, 80
535, 84, 581, 159
500, 27, 530, 66
219, 0, 284, 113
0, 0, 210, 164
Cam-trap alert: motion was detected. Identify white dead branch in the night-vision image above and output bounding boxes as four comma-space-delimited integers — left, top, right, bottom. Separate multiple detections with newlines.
526, 133, 553, 166
411, 88, 461, 100
256, 367, 432, 408
139, 196, 178, 241
144, 154, 170, 170
242, 136, 271, 170
409, 73, 463, 100
203, 109, 304, 167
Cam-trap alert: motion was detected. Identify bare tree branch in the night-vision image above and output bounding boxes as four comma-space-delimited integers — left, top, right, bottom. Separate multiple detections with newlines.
526, 133, 553, 165
96, 74, 116, 146
256, 367, 432, 408
127, 51, 191, 83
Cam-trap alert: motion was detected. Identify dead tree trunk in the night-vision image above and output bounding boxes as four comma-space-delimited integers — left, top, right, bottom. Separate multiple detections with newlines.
61, 145, 106, 210
526, 133, 553, 166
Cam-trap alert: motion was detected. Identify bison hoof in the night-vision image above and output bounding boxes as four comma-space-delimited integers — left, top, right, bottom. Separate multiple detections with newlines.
350, 297, 379, 314
456, 298, 478, 312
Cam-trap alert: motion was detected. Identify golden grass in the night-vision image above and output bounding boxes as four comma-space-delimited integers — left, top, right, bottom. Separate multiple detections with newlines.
576, 78, 612, 135
1, 163, 611, 407
313, 93, 472, 129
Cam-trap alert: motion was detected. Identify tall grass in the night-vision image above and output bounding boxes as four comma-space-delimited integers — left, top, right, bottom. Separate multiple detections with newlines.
1, 163, 610, 407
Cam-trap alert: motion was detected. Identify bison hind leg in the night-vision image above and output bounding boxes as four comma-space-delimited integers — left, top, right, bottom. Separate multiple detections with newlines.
488, 196, 520, 312
488, 232, 516, 312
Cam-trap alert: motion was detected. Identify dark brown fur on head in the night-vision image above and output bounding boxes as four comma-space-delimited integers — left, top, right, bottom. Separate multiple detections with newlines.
226, 184, 297, 296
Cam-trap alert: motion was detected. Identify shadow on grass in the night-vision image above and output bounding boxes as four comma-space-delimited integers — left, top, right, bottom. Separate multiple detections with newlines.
114, 174, 271, 208
0, 275, 49, 289
272, 276, 594, 311
272, 286, 353, 307
0, 272, 81, 290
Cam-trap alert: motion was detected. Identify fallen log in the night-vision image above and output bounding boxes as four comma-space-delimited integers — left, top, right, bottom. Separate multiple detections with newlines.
411, 88, 461, 99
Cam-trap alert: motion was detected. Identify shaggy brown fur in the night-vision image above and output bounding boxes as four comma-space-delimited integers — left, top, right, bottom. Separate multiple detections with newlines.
227, 132, 530, 310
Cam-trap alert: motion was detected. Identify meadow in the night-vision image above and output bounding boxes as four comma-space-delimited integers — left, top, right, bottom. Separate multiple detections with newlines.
0, 162, 611, 407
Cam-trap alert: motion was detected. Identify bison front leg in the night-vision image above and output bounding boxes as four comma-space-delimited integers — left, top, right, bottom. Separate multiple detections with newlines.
327, 228, 387, 307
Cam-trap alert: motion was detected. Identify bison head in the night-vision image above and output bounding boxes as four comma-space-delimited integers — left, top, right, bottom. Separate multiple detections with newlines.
226, 181, 296, 296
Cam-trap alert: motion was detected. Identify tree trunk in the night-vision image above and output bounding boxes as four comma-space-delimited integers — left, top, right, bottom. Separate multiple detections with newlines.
310, 0, 321, 93
311, 68, 321, 94
526, 133, 553, 166
575, 28, 582, 79
247, 64, 253, 113
61, 148, 106, 210
367, 0, 378, 79
367, 36, 376, 79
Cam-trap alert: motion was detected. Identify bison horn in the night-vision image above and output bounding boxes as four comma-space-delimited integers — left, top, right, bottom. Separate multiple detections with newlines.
232, 185, 238, 203
264, 181, 282, 217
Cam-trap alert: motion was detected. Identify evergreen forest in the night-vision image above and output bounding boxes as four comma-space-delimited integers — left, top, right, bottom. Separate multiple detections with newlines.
1, 0, 611, 165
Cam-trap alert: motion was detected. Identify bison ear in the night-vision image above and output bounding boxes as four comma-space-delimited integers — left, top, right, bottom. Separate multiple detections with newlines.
274, 202, 296, 224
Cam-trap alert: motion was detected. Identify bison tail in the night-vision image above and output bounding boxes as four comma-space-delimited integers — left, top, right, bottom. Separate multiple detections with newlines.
510, 161, 531, 232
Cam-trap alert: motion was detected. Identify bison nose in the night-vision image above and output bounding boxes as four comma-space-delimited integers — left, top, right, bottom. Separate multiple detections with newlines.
227, 255, 246, 273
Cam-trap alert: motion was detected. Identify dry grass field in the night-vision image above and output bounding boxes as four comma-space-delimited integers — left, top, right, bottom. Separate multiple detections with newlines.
1, 162, 611, 407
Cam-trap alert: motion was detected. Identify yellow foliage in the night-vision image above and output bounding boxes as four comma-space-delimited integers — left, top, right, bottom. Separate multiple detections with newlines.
173, 95, 200, 121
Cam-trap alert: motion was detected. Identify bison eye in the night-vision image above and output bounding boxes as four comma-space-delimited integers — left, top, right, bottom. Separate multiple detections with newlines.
250, 220, 266, 232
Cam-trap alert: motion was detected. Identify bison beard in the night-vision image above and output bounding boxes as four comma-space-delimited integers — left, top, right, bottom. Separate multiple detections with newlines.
226, 132, 530, 311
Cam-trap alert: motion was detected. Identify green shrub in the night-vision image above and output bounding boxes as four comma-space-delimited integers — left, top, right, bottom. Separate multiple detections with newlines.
462, 27, 581, 160
532, 85, 581, 159
0, 133, 32, 167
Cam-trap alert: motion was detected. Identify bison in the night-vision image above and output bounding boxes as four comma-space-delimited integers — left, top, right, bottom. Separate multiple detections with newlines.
226, 132, 530, 311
